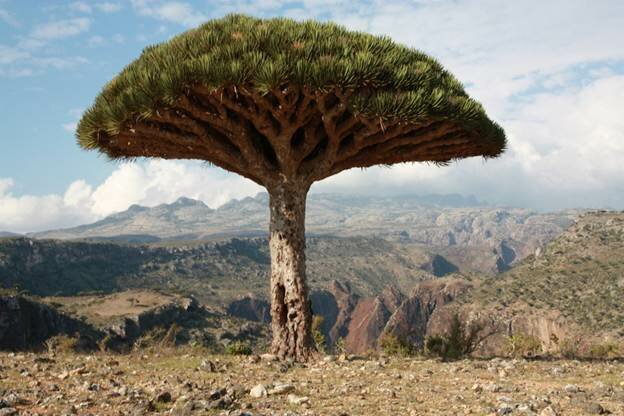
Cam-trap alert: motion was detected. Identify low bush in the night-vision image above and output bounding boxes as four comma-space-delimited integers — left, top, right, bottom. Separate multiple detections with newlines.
45, 334, 80, 354
589, 342, 619, 359
225, 340, 252, 355
503, 333, 542, 358
312, 315, 327, 354
379, 334, 417, 357
425, 314, 484, 361
333, 337, 346, 354
557, 337, 580, 359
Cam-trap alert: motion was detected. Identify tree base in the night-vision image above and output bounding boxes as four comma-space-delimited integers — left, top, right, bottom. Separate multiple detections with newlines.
268, 180, 316, 363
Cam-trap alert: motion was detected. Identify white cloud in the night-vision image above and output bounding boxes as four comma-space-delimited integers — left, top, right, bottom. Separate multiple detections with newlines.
0, 161, 262, 233
1, 0, 624, 234
0, 45, 29, 65
315, 74, 624, 210
95, 2, 122, 13
0, 8, 19, 27
0, 15, 90, 77
87, 35, 105, 47
1, 76, 623, 232
62, 122, 77, 133
69, 2, 92, 13
0, 178, 13, 195
0, 179, 94, 233
130, 0, 206, 27
29, 17, 91, 41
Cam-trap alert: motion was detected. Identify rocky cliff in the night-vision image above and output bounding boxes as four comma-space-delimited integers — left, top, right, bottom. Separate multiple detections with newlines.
0, 295, 100, 350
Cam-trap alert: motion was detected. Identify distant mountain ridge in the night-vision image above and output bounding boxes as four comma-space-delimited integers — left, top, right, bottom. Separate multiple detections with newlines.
30, 192, 575, 255
32, 193, 484, 241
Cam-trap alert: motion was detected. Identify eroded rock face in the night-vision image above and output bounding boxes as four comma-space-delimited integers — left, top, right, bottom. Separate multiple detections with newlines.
344, 297, 390, 353
0, 296, 99, 350
307, 279, 472, 353
226, 296, 271, 323
325, 281, 358, 342
0, 292, 252, 352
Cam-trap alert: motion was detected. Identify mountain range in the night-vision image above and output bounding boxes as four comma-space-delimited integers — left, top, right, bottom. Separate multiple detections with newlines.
28, 193, 578, 275
4, 193, 622, 357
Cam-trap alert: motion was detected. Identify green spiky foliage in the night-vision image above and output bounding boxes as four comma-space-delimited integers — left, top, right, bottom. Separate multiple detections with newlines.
77, 13, 505, 186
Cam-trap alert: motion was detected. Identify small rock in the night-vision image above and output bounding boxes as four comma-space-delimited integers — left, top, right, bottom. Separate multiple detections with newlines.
249, 384, 267, 398
564, 384, 580, 394
247, 355, 260, 364
154, 391, 172, 403
539, 406, 558, 416
497, 405, 513, 415
0, 408, 18, 416
260, 354, 278, 362
199, 360, 217, 372
170, 396, 194, 416
287, 394, 309, 405
207, 396, 232, 409
584, 402, 608, 415
472, 383, 483, 393
517, 403, 535, 414
278, 362, 291, 373
268, 383, 295, 395
228, 384, 249, 399
485, 383, 503, 393
1, 394, 29, 407
208, 387, 226, 400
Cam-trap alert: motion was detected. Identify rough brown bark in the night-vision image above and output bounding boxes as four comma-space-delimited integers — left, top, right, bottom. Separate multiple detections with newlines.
268, 179, 316, 362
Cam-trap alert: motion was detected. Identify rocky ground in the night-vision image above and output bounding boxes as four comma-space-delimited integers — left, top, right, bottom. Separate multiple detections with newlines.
1, 350, 622, 416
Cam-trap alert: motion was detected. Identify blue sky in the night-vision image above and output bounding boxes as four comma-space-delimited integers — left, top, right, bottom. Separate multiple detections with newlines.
1, 0, 623, 232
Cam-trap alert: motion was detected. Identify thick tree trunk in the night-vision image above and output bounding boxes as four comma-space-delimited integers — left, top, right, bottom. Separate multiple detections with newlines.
268, 179, 316, 362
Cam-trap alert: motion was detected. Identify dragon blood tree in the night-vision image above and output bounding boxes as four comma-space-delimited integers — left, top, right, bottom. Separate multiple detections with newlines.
77, 14, 506, 361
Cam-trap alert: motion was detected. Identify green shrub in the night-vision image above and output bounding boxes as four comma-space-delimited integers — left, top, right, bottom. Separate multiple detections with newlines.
333, 337, 346, 354
558, 337, 580, 359
379, 334, 417, 357
225, 340, 252, 355
159, 323, 181, 348
133, 327, 167, 350
589, 342, 619, 359
503, 333, 542, 358
45, 334, 80, 354
312, 315, 326, 354
425, 314, 484, 361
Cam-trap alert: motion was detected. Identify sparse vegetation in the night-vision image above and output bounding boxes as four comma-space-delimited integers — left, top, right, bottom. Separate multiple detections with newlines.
425, 314, 484, 360
333, 337, 346, 355
379, 334, 417, 357
558, 337, 581, 359
312, 315, 327, 354
468, 212, 624, 338
504, 333, 542, 358
45, 334, 80, 354
589, 342, 620, 359
224, 340, 252, 356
